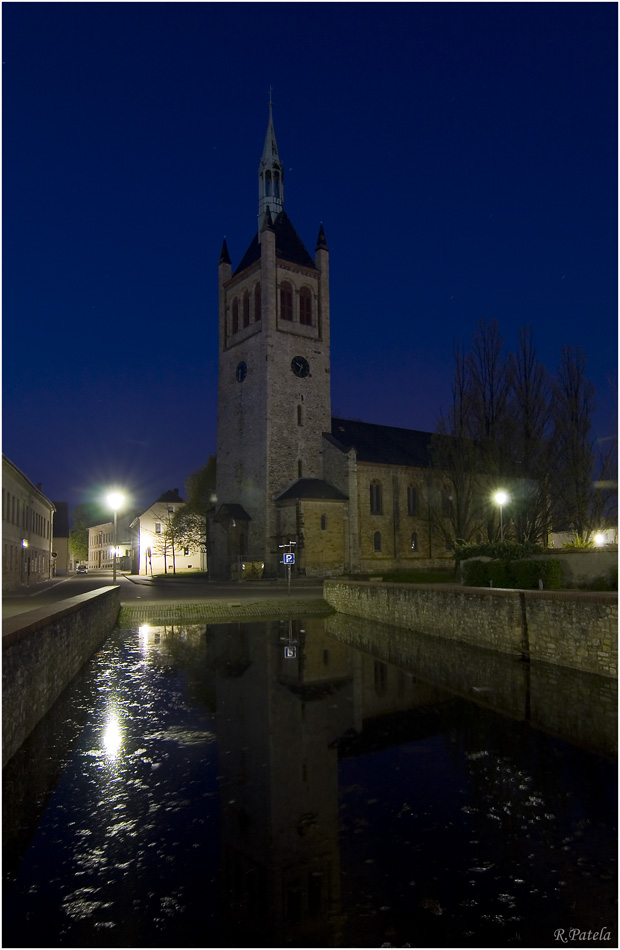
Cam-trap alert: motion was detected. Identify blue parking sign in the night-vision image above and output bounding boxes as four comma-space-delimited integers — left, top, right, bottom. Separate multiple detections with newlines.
283, 553, 295, 564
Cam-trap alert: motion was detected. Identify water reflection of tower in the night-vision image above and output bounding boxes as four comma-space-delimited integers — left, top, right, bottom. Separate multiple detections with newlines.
212, 619, 354, 946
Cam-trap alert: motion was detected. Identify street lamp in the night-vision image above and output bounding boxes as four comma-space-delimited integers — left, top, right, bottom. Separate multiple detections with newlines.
493, 490, 509, 541
106, 492, 124, 583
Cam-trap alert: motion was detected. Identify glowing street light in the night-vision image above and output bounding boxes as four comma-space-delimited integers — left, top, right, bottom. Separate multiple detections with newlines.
106, 491, 124, 583
493, 490, 509, 541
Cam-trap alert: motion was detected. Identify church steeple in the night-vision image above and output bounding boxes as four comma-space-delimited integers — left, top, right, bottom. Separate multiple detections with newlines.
258, 98, 284, 232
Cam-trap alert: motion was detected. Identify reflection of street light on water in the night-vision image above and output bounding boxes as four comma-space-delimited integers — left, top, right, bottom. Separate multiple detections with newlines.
106, 492, 124, 583
493, 490, 509, 541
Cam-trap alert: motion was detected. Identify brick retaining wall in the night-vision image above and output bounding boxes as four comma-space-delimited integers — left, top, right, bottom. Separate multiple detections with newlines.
324, 581, 617, 678
2, 587, 120, 766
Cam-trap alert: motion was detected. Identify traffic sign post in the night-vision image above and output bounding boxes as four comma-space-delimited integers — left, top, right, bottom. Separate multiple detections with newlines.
279, 541, 297, 596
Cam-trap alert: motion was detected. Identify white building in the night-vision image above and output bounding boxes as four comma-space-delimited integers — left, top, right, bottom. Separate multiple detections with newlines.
130, 489, 203, 576
88, 519, 132, 572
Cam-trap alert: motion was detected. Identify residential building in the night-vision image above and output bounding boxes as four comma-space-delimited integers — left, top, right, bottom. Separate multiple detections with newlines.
2, 455, 55, 591
88, 519, 132, 572
130, 489, 203, 576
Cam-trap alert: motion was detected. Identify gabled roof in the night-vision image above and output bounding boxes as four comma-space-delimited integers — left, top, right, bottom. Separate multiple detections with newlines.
275, 478, 348, 502
214, 503, 252, 522
326, 418, 435, 468
233, 210, 317, 276
154, 489, 184, 504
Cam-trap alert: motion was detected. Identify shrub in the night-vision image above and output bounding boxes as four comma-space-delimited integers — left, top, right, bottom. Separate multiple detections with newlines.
462, 558, 563, 590
454, 540, 543, 562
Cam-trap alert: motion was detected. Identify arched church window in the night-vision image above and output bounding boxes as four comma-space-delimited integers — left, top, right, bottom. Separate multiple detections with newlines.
243, 291, 250, 328
297, 405, 303, 426
298, 460, 303, 478
273, 171, 280, 198
280, 282, 293, 321
370, 481, 382, 515
411, 532, 418, 551
265, 171, 271, 196
374, 531, 382, 552
254, 283, 261, 321
299, 287, 312, 326
232, 298, 239, 334
407, 485, 418, 517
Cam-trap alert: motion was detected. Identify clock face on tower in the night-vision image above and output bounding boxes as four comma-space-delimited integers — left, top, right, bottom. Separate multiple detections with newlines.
236, 361, 247, 382
291, 355, 310, 378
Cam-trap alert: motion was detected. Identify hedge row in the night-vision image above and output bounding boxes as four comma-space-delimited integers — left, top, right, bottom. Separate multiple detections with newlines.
462, 558, 563, 590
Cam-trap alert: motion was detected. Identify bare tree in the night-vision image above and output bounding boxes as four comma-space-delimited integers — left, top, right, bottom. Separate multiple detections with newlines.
550, 345, 597, 540
508, 326, 552, 543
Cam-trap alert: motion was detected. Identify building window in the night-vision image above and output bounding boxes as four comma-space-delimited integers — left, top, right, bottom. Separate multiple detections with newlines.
374, 531, 381, 552
232, 298, 239, 334
411, 532, 418, 551
370, 481, 382, 514
321, 514, 327, 530
297, 405, 303, 426
441, 491, 453, 518
254, 283, 261, 321
280, 281, 293, 321
273, 170, 280, 198
155, 522, 162, 534
243, 290, 250, 327
298, 460, 303, 478
299, 287, 312, 326
407, 485, 419, 516
184, 547, 190, 556
265, 170, 271, 196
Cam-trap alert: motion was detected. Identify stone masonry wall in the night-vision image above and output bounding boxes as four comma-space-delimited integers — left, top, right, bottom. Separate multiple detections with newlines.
323, 580, 617, 678
2, 586, 120, 765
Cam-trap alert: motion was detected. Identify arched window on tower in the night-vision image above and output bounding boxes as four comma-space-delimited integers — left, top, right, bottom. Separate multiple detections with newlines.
232, 298, 239, 334
254, 283, 261, 321
273, 171, 280, 198
280, 282, 293, 321
407, 485, 419, 517
265, 171, 271, 196
299, 287, 312, 326
243, 291, 250, 328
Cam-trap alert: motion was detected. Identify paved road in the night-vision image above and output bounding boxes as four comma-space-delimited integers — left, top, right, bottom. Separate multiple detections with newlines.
2, 571, 326, 620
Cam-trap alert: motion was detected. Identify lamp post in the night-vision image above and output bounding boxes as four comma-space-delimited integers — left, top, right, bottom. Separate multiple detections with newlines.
493, 490, 509, 541
106, 492, 124, 584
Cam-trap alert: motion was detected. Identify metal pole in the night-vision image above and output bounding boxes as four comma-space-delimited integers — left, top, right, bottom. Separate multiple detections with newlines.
500, 504, 504, 541
113, 509, 118, 583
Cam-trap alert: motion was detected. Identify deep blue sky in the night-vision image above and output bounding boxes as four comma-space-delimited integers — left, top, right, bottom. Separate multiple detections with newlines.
3, 2, 617, 516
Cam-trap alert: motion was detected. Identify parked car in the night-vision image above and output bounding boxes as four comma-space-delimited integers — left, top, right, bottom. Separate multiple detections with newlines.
76, 565, 87, 574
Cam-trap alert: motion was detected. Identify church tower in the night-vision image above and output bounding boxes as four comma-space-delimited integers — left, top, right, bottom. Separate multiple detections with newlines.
212, 103, 333, 577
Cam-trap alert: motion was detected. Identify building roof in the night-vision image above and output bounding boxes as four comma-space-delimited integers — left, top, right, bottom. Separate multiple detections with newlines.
52, 501, 70, 537
326, 418, 435, 468
275, 478, 348, 502
214, 503, 252, 522
154, 489, 184, 504
233, 210, 317, 276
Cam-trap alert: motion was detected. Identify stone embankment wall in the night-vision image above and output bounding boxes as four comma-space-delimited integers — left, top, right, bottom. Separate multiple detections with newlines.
2, 587, 120, 766
323, 581, 617, 678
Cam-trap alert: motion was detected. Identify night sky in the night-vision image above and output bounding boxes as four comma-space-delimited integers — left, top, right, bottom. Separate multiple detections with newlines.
3, 2, 617, 518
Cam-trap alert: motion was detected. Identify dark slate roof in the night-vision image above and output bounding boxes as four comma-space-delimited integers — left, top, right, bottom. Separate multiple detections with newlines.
154, 489, 184, 504
275, 478, 348, 502
327, 418, 435, 468
52, 501, 70, 537
214, 503, 252, 522
233, 210, 317, 276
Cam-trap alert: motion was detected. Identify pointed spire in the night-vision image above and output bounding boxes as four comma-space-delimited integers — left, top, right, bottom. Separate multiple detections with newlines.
315, 222, 328, 251
258, 99, 284, 232
219, 237, 231, 265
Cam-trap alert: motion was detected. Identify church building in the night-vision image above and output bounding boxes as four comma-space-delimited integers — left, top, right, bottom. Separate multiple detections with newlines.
211, 105, 452, 578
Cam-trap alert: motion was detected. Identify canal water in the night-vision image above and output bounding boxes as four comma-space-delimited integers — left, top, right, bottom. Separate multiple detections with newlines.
3, 617, 617, 948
